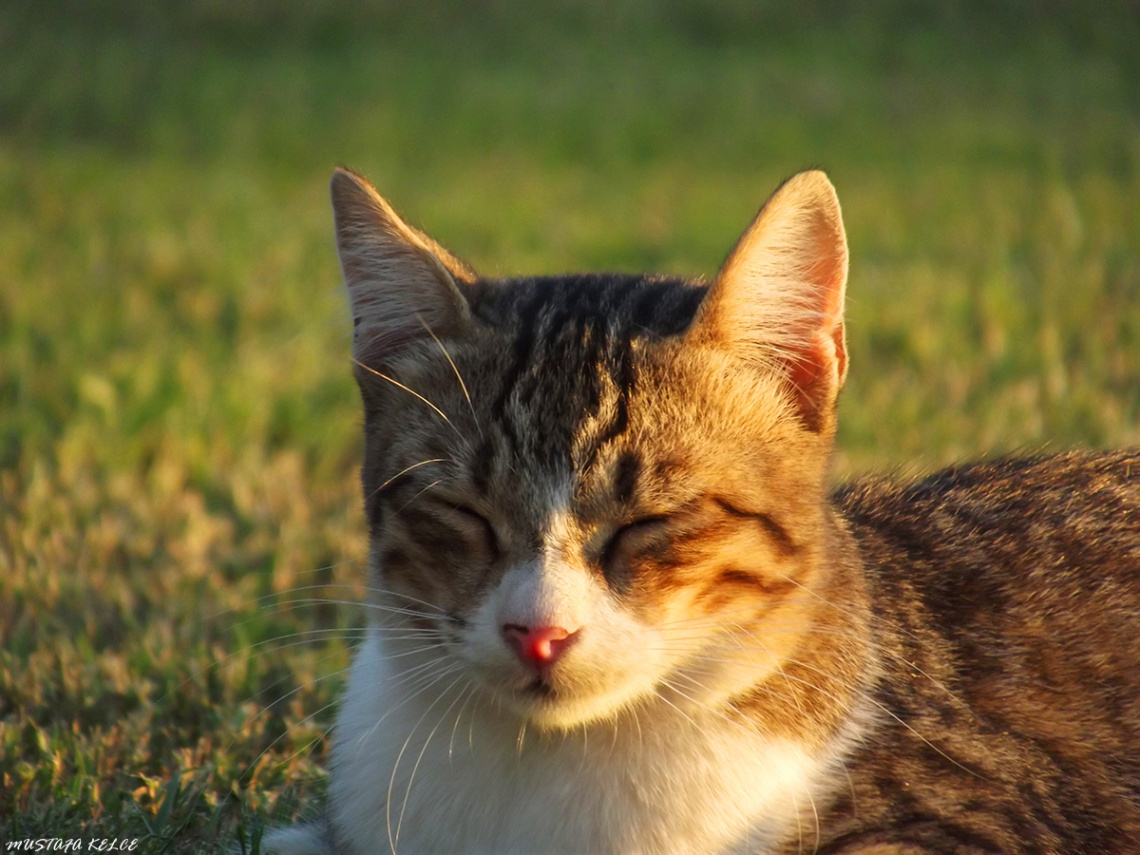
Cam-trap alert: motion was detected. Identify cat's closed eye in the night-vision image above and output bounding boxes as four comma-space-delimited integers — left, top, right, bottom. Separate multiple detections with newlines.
433, 502, 501, 563
601, 515, 671, 580
405, 501, 499, 570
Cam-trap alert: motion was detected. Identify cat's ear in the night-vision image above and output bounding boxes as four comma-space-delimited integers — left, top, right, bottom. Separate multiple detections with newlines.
691, 170, 848, 430
330, 168, 475, 365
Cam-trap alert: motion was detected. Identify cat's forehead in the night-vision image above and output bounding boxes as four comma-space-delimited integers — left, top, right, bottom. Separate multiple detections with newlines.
466, 273, 706, 340
453, 275, 706, 480
373, 270, 790, 531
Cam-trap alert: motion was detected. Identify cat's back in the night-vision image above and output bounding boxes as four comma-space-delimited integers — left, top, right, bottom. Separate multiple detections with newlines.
836, 449, 1140, 630
820, 450, 1140, 853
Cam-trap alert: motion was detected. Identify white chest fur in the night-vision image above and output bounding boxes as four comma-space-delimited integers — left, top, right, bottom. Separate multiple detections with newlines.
327, 630, 830, 855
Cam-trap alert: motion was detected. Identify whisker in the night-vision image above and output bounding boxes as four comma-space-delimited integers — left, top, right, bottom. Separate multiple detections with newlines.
236, 629, 368, 657
231, 651, 351, 738
808, 780, 821, 855
732, 621, 805, 717
374, 647, 454, 691
650, 599, 970, 715
151, 627, 362, 707
274, 725, 335, 780
237, 673, 350, 780
262, 596, 442, 622
769, 653, 983, 780
384, 667, 467, 853
631, 702, 644, 749
265, 583, 450, 615
353, 357, 465, 442
396, 674, 471, 848
371, 457, 451, 500
659, 674, 764, 738
415, 313, 482, 441
355, 660, 464, 751
731, 580, 972, 712
660, 644, 969, 793
189, 573, 366, 626
448, 683, 480, 762
395, 477, 452, 514
650, 684, 701, 730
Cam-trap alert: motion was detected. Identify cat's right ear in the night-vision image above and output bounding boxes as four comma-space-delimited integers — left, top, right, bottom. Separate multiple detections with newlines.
330, 168, 475, 366
690, 170, 848, 432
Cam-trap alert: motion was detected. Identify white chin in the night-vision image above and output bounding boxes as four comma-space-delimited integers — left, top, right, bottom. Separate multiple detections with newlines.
494, 678, 648, 731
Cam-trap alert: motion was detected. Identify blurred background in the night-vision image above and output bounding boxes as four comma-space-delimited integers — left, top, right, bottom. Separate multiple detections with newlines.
1, 1, 1137, 849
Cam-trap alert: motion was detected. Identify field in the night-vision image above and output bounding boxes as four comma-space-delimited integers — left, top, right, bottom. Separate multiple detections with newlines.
1, 2, 1138, 851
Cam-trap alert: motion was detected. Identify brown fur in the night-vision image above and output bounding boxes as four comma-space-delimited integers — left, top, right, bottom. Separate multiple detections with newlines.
284, 169, 1140, 855
811, 451, 1140, 853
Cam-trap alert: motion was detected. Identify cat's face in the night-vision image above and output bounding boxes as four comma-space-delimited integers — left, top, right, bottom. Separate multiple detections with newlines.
334, 170, 849, 730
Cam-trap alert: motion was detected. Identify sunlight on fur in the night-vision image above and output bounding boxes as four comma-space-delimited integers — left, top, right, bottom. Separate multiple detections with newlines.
260, 169, 1140, 855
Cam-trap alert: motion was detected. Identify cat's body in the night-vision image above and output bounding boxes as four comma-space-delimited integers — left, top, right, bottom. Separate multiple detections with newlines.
263, 170, 1140, 854
827, 452, 1140, 852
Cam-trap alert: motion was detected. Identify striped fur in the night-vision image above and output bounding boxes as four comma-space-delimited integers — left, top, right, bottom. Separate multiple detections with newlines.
263, 170, 1140, 855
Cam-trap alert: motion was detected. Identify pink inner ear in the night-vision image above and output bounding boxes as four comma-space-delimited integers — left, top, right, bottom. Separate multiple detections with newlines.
695, 172, 849, 432
787, 342, 826, 397
830, 316, 848, 384
775, 209, 848, 423
785, 317, 846, 424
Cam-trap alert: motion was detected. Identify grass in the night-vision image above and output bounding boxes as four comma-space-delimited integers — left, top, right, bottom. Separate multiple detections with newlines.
1, 1, 1138, 850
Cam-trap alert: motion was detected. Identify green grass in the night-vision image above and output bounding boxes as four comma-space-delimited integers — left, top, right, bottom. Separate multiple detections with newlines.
1, 2, 1138, 850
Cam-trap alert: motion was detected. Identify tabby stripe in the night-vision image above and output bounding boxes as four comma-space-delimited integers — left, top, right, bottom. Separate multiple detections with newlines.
631, 283, 669, 332
471, 436, 496, 495
715, 566, 799, 599
712, 496, 799, 557
492, 283, 547, 452
587, 329, 636, 469
577, 320, 603, 417
691, 566, 788, 615
816, 817, 1004, 854
612, 451, 641, 504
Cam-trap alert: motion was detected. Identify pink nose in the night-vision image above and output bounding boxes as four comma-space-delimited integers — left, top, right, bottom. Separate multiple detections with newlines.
502, 624, 580, 670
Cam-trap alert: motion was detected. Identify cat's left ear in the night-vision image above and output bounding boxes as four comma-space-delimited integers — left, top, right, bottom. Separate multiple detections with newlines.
691, 170, 848, 431
330, 168, 476, 366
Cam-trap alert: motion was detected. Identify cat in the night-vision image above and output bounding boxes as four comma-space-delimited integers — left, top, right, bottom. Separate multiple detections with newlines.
262, 168, 1140, 854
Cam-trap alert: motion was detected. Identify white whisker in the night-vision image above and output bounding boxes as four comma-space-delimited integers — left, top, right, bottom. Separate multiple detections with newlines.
448, 683, 480, 762
394, 477, 452, 514
353, 357, 465, 442
416, 313, 482, 441
238, 677, 349, 780
371, 457, 450, 499
396, 674, 471, 849
384, 668, 467, 853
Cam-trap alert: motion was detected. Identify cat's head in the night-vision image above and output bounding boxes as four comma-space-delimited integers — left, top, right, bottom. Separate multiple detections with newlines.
332, 168, 849, 730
